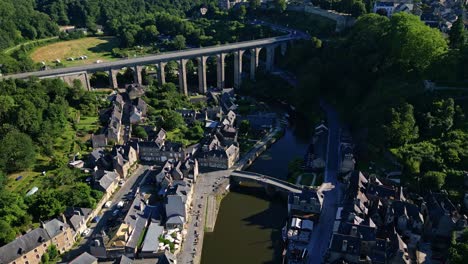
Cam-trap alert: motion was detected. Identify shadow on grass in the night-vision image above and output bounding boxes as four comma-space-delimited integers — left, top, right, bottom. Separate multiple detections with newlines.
87, 37, 119, 56
33, 163, 55, 173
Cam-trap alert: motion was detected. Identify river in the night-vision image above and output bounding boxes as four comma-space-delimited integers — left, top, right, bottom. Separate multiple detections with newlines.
201, 121, 312, 264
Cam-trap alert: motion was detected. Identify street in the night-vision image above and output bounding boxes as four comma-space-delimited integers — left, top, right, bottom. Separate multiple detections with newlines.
61, 165, 151, 262
177, 169, 232, 264
306, 101, 344, 264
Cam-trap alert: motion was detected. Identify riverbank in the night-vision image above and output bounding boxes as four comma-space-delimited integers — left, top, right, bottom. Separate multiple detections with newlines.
201, 120, 312, 264
176, 116, 288, 264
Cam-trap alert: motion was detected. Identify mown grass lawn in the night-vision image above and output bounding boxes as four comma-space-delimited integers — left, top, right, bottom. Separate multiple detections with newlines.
30, 36, 119, 67
7, 155, 51, 194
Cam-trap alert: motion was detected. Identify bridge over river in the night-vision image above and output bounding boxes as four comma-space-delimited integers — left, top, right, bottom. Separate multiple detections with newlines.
230, 170, 302, 194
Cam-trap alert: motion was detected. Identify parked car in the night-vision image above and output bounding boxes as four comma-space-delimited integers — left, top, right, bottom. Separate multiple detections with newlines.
104, 201, 112, 208
82, 228, 91, 237
112, 210, 120, 216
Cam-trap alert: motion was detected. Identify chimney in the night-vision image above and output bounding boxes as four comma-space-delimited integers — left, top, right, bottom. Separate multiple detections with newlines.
350, 226, 358, 237
342, 240, 348, 252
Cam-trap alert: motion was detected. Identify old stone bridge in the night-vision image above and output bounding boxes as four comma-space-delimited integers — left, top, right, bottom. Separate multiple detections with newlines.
230, 170, 302, 195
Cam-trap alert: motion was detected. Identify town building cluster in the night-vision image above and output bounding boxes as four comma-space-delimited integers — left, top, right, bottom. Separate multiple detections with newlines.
0, 79, 286, 264
372, 0, 466, 32
325, 170, 467, 263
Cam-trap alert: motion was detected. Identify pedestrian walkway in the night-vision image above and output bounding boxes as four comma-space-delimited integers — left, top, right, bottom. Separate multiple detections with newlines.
205, 195, 217, 232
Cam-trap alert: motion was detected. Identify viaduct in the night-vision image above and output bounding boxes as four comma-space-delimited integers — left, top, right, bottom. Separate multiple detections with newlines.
0, 35, 299, 94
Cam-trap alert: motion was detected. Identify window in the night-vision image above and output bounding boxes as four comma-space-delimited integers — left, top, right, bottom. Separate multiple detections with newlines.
43, 244, 47, 247
23, 256, 27, 259
36, 255, 40, 259
34, 249, 38, 253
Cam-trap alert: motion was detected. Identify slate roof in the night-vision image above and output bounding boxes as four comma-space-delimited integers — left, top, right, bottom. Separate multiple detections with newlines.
157, 251, 176, 264
117, 255, 133, 264
43, 218, 68, 238
69, 252, 98, 264
166, 215, 184, 225
135, 98, 148, 115
288, 188, 324, 207
98, 171, 118, 191
65, 207, 92, 219
0, 228, 51, 264
366, 182, 400, 201
92, 134, 108, 148
392, 201, 423, 223
69, 214, 85, 232
329, 233, 362, 255
425, 192, 459, 226
337, 222, 377, 241
141, 222, 164, 253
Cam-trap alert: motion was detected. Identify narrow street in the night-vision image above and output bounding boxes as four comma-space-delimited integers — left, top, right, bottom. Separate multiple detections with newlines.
307, 101, 344, 264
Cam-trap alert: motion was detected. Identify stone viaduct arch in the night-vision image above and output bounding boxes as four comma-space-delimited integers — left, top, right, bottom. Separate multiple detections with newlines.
1, 36, 298, 94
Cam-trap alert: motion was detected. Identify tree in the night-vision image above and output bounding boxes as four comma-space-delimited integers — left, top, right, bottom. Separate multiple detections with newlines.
239, 120, 251, 135
449, 228, 468, 264
351, 1, 367, 17
0, 130, 36, 173
133, 125, 148, 139
422, 98, 455, 137
388, 13, 448, 73
47, 244, 59, 260
249, 0, 261, 10
41, 252, 50, 263
421, 171, 446, 190
27, 190, 64, 221
449, 17, 466, 49
0, 95, 14, 121
172, 35, 186, 50
275, 0, 287, 12
142, 25, 159, 43
0, 220, 16, 246
159, 110, 185, 131
185, 122, 204, 140
383, 102, 419, 146
238, 6, 247, 20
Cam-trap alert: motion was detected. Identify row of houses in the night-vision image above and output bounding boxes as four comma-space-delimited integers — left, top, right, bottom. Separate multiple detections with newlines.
94, 84, 148, 146
0, 218, 75, 264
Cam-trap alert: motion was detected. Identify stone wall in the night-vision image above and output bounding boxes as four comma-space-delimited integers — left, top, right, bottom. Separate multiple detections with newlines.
287, 5, 355, 32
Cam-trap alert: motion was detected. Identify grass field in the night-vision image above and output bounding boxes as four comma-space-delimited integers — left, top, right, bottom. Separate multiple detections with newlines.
31, 37, 119, 67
